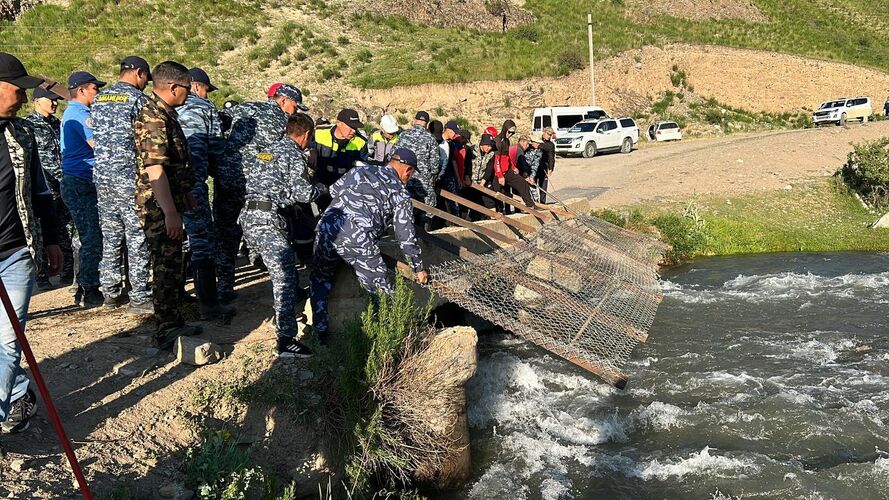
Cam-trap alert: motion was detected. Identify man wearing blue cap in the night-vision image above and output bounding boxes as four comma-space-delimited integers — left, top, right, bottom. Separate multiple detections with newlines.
176, 67, 233, 320
215, 83, 308, 304
90, 55, 154, 314
60, 70, 106, 307
240, 113, 323, 357
310, 147, 429, 345
25, 84, 73, 290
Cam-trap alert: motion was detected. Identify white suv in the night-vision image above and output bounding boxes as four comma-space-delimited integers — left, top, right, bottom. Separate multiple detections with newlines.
555, 117, 639, 157
812, 97, 872, 126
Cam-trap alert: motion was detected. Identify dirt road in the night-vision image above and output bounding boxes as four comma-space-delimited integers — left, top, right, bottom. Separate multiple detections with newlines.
549, 121, 889, 208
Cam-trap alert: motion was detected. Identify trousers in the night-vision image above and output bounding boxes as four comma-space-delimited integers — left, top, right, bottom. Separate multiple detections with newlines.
0, 248, 34, 421
96, 183, 151, 302
61, 174, 101, 290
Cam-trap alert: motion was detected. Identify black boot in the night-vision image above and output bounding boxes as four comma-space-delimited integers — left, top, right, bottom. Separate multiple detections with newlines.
194, 261, 236, 320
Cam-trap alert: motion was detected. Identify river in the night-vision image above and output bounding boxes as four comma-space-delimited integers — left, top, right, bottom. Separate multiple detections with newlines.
448, 253, 889, 499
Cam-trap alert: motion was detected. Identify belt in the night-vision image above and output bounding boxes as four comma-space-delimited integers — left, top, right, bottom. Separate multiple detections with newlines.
246, 200, 274, 211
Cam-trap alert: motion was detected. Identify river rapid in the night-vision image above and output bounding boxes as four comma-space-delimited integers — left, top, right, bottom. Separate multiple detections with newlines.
448, 253, 889, 499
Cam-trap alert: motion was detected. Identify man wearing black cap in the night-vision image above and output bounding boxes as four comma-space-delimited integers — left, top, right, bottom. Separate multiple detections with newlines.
90, 55, 154, 314
310, 147, 429, 345
394, 110, 439, 228
176, 67, 232, 320
25, 84, 73, 289
60, 70, 106, 307
0, 52, 63, 439
311, 108, 367, 190
215, 83, 307, 303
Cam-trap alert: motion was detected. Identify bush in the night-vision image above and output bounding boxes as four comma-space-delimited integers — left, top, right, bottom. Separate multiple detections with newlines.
651, 203, 709, 265
556, 50, 585, 74
836, 137, 889, 208
512, 24, 539, 42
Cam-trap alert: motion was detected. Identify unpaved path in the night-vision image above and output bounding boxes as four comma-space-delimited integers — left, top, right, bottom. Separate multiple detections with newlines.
549, 121, 889, 208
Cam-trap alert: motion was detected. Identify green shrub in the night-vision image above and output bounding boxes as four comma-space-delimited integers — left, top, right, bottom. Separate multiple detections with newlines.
356, 49, 373, 63
651, 203, 709, 265
337, 35, 351, 45
556, 50, 585, 74
452, 116, 478, 133
512, 24, 539, 42
836, 137, 889, 209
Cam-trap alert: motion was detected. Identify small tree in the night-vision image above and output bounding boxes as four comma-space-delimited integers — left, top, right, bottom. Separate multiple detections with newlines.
836, 138, 889, 209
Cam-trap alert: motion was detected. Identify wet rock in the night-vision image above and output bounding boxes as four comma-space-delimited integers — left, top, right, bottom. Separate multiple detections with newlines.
158, 483, 181, 498
410, 326, 478, 489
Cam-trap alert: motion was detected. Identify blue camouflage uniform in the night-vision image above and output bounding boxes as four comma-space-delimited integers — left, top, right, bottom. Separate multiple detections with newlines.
239, 137, 321, 339
310, 164, 424, 334
216, 100, 288, 300
177, 94, 224, 264
90, 82, 151, 303
524, 147, 543, 202
394, 125, 439, 209
24, 111, 74, 280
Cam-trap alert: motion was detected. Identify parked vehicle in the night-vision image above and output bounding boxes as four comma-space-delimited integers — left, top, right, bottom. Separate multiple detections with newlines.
555, 117, 639, 157
531, 106, 608, 134
647, 121, 683, 141
812, 97, 872, 126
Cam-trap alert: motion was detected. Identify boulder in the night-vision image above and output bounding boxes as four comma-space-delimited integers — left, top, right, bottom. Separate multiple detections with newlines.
872, 212, 889, 228
407, 326, 478, 489
175, 337, 222, 366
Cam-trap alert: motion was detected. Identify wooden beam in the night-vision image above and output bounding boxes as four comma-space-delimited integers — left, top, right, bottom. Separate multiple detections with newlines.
470, 183, 552, 222
438, 189, 539, 234
411, 200, 518, 245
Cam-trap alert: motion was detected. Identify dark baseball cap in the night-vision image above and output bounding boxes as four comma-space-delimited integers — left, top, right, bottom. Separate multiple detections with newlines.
480, 135, 496, 148
392, 147, 418, 168
444, 120, 461, 133
67, 71, 106, 89
274, 84, 309, 111
458, 129, 472, 141
414, 111, 430, 122
188, 68, 217, 92
33, 85, 65, 101
336, 108, 364, 130
120, 55, 152, 80
0, 52, 43, 89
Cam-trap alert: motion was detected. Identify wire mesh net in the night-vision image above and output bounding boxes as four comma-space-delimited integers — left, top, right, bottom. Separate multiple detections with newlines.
428, 213, 669, 388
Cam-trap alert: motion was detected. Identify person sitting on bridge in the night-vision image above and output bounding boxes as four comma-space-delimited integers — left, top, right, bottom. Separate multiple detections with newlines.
310, 148, 429, 346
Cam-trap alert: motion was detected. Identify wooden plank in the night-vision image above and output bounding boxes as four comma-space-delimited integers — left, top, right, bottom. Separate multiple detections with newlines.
470, 183, 552, 222
411, 200, 518, 245
438, 189, 539, 234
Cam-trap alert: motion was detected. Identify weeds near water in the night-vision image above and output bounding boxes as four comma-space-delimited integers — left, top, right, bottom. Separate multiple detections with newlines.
836, 137, 889, 209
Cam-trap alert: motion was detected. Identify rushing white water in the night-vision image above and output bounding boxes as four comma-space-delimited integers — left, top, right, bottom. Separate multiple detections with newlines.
444, 253, 889, 499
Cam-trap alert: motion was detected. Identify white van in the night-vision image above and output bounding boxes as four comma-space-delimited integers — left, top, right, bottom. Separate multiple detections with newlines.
531, 106, 608, 134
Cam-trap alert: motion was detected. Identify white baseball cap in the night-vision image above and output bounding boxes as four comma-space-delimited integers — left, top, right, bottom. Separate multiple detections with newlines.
380, 114, 399, 134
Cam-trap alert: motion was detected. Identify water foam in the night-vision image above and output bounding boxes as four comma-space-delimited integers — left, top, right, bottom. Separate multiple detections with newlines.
663, 270, 889, 304
635, 447, 758, 481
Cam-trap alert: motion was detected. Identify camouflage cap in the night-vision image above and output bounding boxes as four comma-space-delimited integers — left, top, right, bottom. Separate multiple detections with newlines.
275, 84, 309, 111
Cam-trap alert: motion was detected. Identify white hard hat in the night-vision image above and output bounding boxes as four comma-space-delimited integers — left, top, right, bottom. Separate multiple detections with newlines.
380, 114, 399, 134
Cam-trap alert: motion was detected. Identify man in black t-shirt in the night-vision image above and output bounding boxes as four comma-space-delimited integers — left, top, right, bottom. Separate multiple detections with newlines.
0, 53, 63, 445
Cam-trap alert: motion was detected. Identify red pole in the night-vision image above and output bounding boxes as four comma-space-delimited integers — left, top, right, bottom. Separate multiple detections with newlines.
0, 276, 93, 500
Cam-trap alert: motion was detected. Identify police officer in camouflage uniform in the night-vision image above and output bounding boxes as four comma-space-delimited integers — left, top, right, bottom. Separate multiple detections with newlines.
133, 61, 201, 348
310, 148, 429, 344
240, 113, 322, 358
394, 111, 439, 229
25, 85, 73, 289
90, 55, 153, 313
215, 84, 307, 304
176, 67, 232, 320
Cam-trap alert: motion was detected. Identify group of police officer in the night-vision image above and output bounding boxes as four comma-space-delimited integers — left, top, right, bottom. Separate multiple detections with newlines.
29, 55, 437, 356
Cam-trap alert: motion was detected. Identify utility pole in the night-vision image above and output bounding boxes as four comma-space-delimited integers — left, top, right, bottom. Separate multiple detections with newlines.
587, 13, 596, 106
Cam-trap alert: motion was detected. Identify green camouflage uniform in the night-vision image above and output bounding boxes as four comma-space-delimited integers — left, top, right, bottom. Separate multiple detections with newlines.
134, 93, 195, 333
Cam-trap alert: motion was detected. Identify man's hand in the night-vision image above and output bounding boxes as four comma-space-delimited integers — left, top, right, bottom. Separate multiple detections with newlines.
463, 176, 471, 187
44, 245, 63, 276
165, 212, 184, 240
416, 270, 429, 284
184, 193, 198, 212
498, 176, 506, 186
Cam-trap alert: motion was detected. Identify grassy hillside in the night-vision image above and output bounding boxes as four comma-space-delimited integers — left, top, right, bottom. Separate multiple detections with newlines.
2, 0, 888, 97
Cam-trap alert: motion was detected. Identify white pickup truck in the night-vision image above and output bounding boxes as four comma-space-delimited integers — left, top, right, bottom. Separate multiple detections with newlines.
554, 117, 639, 157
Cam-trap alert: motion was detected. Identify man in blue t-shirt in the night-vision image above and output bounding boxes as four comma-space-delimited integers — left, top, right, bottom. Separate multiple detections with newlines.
60, 70, 105, 307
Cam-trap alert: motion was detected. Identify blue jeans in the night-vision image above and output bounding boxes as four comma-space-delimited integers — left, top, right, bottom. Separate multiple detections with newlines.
61, 174, 102, 290
0, 248, 34, 422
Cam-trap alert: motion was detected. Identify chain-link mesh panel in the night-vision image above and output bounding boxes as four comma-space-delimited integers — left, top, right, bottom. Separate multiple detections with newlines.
428, 214, 668, 388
